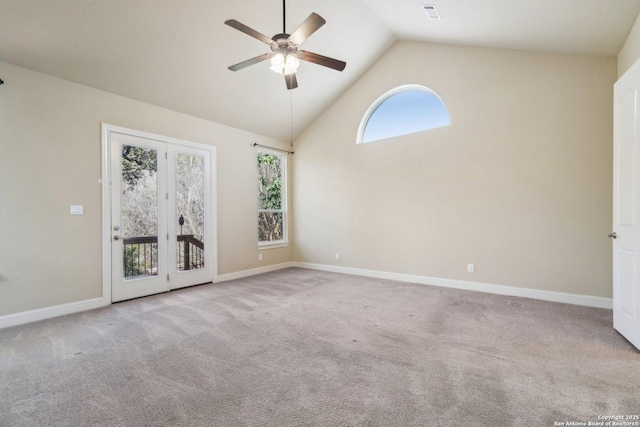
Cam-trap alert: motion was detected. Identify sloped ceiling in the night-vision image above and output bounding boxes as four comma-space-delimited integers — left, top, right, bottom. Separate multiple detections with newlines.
363, 0, 640, 56
0, 0, 395, 141
0, 0, 639, 141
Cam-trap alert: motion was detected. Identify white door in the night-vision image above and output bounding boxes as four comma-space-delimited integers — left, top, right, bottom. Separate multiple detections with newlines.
613, 59, 640, 350
109, 130, 214, 302
167, 144, 213, 290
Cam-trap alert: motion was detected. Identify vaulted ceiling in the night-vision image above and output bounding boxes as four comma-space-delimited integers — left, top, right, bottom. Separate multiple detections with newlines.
1, 0, 639, 141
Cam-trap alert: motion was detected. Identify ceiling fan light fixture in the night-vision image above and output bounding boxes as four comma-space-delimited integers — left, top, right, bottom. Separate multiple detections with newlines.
270, 52, 285, 73
284, 53, 300, 74
270, 52, 300, 75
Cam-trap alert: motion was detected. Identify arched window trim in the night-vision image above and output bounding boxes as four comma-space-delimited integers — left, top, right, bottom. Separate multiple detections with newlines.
356, 84, 450, 144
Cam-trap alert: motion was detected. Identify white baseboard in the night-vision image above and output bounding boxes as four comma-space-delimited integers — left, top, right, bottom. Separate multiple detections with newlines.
1, 260, 611, 330
0, 297, 109, 329
0, 262, 293, 330
216, 261, 294, 283
292, 262, 613, 309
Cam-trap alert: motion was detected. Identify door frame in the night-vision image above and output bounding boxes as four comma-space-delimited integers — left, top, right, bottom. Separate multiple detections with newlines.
101, 123, 217, 303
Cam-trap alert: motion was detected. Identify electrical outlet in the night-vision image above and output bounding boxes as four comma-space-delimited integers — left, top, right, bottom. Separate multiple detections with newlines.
335, 253, 340, 260
467, 264, 474, 273
258, 253, 263, 261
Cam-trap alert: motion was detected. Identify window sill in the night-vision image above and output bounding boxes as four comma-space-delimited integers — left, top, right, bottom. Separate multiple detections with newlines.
258, 241, 289, 250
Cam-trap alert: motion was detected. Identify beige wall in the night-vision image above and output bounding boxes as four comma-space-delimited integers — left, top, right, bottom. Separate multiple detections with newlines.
0, 60, 291, 316
0, 39, 618, 318
292, 41, 616, 298
618, 13, 640, 78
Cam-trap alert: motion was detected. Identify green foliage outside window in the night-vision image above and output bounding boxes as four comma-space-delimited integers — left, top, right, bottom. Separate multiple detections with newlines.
258, 153, 284, 242
122, 145, 157, 186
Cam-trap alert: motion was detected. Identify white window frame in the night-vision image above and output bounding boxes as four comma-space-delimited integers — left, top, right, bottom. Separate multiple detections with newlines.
356, 84, 450, 144
257, 147, 288, 249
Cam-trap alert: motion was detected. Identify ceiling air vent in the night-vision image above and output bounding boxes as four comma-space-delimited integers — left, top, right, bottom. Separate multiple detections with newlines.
422, 4, 442, 20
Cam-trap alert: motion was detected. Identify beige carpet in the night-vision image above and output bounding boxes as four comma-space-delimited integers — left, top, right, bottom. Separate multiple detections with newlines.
0, 268, 638, 426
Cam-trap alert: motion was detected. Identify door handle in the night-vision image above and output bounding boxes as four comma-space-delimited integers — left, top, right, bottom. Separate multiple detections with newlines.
608, 232, 617, 239
113, 235, 121, 241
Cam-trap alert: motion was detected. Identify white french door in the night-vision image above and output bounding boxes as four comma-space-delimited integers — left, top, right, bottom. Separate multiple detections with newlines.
168, 144, 213, 290
613, 59, 640, 351
107, 128, 215, 302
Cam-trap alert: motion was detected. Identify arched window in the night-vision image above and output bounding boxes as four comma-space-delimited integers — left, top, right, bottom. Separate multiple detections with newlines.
357, 85, 450, 144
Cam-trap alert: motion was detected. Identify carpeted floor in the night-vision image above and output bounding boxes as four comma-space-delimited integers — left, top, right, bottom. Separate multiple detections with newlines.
0, 268, 638, 426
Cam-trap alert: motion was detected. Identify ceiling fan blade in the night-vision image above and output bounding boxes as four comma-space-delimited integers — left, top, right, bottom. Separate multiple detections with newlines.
285, 73, 298, 90
288, 13, 326, 45
225, 19, 275, 46
228, 53, 274, 71
299, 50, 346, 72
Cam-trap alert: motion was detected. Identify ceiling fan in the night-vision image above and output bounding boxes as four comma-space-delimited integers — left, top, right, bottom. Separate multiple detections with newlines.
225, 0, 347, 90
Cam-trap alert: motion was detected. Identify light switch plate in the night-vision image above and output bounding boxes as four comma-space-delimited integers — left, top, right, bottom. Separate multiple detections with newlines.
70, 205, 84, 215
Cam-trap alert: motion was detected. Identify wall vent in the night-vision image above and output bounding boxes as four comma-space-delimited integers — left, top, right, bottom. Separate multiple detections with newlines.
422, 4, 442, 20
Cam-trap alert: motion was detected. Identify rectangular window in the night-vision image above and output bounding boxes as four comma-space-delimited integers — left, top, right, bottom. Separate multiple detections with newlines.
257, 149, 287, 247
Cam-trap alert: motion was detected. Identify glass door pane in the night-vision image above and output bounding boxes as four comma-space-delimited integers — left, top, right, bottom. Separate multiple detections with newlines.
176, 153, 205, 272
121, 144, 159, 279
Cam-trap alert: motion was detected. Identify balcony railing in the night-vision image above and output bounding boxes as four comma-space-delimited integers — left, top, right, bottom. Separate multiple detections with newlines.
177, 234, 204, 271
123, 235, 204, 278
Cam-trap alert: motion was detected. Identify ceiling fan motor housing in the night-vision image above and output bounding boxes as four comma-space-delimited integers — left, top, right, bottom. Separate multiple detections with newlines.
271, 34, 298, 54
